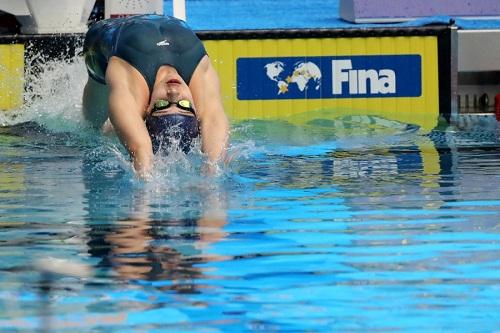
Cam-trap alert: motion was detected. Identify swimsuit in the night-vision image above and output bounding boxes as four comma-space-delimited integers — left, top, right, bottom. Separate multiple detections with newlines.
83, 15, 206, 92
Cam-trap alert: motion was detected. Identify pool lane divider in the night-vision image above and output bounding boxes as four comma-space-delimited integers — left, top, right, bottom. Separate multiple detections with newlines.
0, 25, 454, 132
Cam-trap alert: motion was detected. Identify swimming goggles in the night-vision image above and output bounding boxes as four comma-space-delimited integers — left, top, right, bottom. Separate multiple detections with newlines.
152, 99, 196, 115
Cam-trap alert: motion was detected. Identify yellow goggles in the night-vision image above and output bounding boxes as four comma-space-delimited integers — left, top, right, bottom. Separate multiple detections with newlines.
152, 99, 195, 114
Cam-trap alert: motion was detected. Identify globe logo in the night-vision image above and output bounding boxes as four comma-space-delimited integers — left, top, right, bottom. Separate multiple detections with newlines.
264, 61, 322, 95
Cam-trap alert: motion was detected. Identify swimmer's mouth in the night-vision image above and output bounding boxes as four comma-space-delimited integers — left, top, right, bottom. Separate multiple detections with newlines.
167, 79, 181, 85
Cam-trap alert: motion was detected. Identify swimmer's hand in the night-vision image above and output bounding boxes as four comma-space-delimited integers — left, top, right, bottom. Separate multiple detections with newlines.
133, 156, 153, 180
202, 161, 219, 176
222, 147, 238, 166
201, 147, 237, 176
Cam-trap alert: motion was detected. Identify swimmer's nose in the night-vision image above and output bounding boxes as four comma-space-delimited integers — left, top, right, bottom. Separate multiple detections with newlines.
166, 87, 180, 101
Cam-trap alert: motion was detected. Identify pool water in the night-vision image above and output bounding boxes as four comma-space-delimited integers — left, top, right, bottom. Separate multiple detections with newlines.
0, 54, 499, 332
162, 0, 342, 30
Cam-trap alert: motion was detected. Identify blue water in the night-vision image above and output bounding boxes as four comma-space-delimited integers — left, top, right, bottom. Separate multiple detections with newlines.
0, 3, 499, 332
162, 0, 500, 30
163, 0, 343, 30
1, 66, 499, 331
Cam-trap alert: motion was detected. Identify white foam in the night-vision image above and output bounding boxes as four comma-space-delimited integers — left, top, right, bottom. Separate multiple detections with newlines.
0, 53, 88, 131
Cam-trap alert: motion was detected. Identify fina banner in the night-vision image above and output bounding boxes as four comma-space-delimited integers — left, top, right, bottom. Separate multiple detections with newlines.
237, 55, 421, 100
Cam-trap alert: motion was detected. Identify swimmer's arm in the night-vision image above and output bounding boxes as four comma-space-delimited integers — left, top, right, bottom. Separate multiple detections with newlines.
190, 56, 230, 165
106, 58, 152, 177
201, 96, 229, 164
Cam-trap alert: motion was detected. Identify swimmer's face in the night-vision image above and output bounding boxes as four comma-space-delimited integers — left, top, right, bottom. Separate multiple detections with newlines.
149, 67, 195, 117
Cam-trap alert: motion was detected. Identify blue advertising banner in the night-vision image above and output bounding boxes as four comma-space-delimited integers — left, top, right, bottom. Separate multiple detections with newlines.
237, 55, 422, 100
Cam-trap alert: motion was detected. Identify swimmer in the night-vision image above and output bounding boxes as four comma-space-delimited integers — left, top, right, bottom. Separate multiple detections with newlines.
82, 15, 229, 177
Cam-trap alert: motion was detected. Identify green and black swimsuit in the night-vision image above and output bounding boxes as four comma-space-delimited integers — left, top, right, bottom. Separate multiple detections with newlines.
83, 15, 206, 92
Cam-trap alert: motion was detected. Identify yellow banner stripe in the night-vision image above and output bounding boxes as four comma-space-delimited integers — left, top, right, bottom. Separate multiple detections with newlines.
0, 44, 24, 110
205, 36, 439, 132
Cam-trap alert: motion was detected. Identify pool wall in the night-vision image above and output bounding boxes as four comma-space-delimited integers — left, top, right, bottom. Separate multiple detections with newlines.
200, 26, 452, 132
0, 25, 454, 132
0, 43, 23, 110
0, 33, 83, 109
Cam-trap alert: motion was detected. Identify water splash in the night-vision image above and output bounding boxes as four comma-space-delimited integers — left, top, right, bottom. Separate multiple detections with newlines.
1, 52, 88, 131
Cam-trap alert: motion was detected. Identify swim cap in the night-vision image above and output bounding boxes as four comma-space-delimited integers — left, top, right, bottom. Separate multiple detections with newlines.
145, 100, 200, 154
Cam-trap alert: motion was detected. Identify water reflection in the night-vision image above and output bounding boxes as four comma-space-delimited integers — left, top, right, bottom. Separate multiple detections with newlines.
82, 152, 229, 292
1, 117, 499, 331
